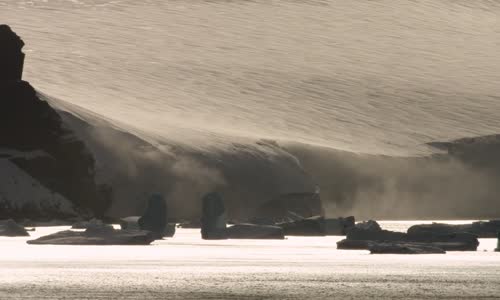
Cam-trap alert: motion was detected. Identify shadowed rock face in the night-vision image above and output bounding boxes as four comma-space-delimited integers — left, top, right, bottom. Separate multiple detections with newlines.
138, 194, 168, 238
278, 216, 355, 236
119, 194, 175, 239
496, 232, 499, 252
27, 227, 155, 245
201, 192, 227, 239
338, 227, 479, 251
0, 25, 111, 219
0, 25, 24, 82
0, 219, 29, 237
226, 223, 285, 239
408, 220, 500, 238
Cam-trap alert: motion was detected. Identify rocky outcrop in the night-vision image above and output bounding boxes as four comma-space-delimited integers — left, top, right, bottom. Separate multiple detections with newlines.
27, 226, 155, 245
119, 194, 175, 238
120, 216, 141, 230
226, 223, 285, 239
279, 216, 325, 236
177, 221, 201, 228
408, 220, 500, 238
0, 219, 29, 236
368, 242, 446, 254
337, 239, 373, 250
279, 216, 355, 236
71, 218, 109, 229
338, 227, 479, 251
345, 227, 407, 241
496, 232, 500, 252
138, 194, 170, 238
354, 220, 381, 231
201, 192, 227, 239
337, 238, 475, 251
0, 25, 24, 82
0, 25, 112, 220
324, 216, 355, 235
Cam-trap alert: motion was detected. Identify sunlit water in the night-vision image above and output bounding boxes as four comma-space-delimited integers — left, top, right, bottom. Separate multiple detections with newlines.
0, 221, 499, 299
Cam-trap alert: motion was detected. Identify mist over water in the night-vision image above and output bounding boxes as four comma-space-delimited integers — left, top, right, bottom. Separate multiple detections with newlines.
2, 0, 500, 218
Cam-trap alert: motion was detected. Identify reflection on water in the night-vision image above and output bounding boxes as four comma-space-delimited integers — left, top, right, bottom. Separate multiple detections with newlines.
0, 221, 499, 299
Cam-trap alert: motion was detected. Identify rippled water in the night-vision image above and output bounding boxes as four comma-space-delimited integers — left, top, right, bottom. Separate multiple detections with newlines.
0, 221, 499, 299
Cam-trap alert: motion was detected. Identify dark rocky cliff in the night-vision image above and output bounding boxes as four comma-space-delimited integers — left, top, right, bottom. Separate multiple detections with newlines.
0, 25, 111, 219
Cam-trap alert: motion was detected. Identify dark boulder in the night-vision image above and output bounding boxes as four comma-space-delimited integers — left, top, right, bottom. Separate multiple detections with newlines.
0, 25, 112, 220
0, 219, 29, 236
0, 25, 24, 82
408, 231, 478, 248
72, 218, 109, 230
279, 215, 355, 236
177, 221, 201, 229
346, 227, 407, 241
340, 227, 479, 251
496, 232, 499, 252
27, 227, 155, 245
226, 223, 285, 239
354, 220, 382, 232
119, 194, 175, 238
337, 239, 373, 250
337, 238, 475, 251
163, 223, 176, 238
245, 217, 276, 226
120, 216, 176, 238
201, 192, 227, 240
138, 194, 168, 239
408, 220, 500, 238
324, 216, 355, 235
120, 216, 141, 230
368, 242, 446, 254
279, 215, 325, 236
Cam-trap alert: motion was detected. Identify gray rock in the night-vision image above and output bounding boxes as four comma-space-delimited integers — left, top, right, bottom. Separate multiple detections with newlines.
369, 242, 446, 254
163, 223, 176, 238
337, 238, 476, 251
120, 216, 176, 238
279, 216, 355, 236
355, 220, 382, 232
138, 194, 168, 239
245, 217, 276, 226
408, 220, 500, 238
226, 223, 285, 239
0, 25, 25, 82
27, 227, 155, 245
279, 215, 325, 236
346, 227, 407, 241
201, 192, 227, 240
120, 216, 141, 230
71, 218, 110, 230
177, 221, 201, 228
119, 194, 174, 239
496, 232, 500, 252
341, 227, 479, 251
337, 239, 373, 250
324, 216, 355, 235
0, 219, 29, 236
